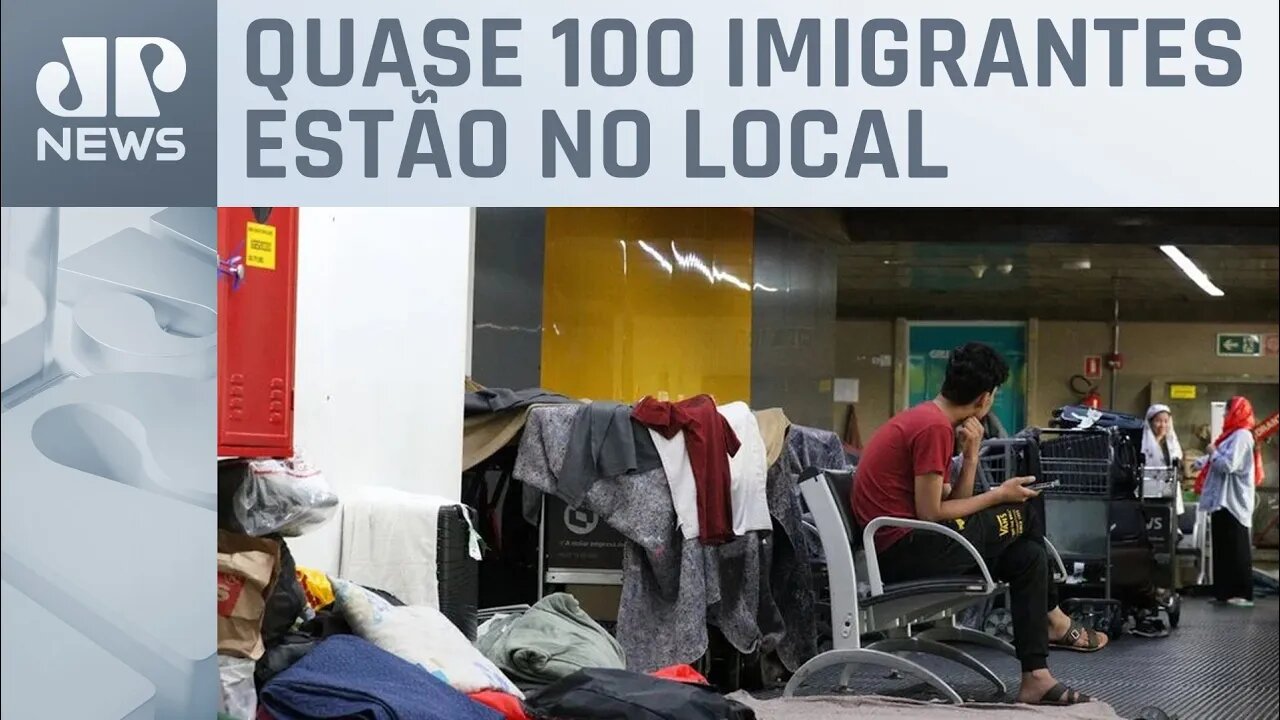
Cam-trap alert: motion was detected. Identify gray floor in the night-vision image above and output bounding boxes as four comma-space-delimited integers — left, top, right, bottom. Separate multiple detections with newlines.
780, 597, 1278, 720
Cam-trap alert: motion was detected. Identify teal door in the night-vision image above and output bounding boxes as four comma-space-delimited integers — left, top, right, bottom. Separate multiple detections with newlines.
908, 324, 1027, 433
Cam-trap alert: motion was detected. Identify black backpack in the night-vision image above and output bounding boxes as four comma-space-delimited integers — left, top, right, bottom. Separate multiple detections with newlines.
527, 669, 756, 720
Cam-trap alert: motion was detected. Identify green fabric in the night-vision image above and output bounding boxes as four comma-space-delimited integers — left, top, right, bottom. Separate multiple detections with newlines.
477, 592, 626, 687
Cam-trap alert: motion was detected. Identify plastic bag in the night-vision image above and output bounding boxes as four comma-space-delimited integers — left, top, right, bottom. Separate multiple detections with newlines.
218, 655, 258, 720
233, 456, 339, 537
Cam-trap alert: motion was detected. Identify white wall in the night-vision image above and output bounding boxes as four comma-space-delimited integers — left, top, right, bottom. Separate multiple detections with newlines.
286, 208, 475, 573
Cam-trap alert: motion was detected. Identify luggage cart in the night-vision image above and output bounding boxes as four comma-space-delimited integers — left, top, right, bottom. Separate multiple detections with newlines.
1034, 427, 1127, 637
1139, 464, 1183, 629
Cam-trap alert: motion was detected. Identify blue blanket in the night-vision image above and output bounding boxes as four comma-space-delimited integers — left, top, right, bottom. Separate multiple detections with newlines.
260, 635, 503, 720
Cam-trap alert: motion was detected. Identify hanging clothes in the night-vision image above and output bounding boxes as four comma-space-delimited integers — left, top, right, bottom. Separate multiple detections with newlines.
465, 387, 575, 417
718, 401, 772, 536
633, 395, 741, 545
558, 401, 663, 507
753, 408, 792, 468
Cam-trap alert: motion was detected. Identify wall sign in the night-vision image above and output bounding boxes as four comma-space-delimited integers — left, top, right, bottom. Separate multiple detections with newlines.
542, 495, 625, 576
1169, 384, 1198, 400
244, 222, 277, 270
1083, 355, 1103, 380
1217, 333, 1263, 357
1265, 334, 1279, 358
833, 378, 860, 404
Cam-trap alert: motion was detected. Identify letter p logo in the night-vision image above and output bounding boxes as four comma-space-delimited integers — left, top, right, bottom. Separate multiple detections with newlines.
37, 37, 186, 118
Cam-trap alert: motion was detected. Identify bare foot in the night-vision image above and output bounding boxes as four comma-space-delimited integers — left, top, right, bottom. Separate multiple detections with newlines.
1048, 609, 1072, 639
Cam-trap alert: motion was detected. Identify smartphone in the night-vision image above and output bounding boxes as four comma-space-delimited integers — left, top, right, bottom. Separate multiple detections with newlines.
1024, 479, 1060, 492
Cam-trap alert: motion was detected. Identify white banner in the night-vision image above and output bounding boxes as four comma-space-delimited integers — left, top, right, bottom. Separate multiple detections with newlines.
217, 1, 1280, 206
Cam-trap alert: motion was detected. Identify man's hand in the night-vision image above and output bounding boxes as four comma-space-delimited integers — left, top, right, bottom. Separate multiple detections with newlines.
995, 476, 1040, 504
959, 417, 985, 458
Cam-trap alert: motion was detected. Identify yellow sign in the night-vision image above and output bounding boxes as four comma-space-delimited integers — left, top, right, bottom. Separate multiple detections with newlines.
1170, 384, 1197, 400
245, 222, 277, 270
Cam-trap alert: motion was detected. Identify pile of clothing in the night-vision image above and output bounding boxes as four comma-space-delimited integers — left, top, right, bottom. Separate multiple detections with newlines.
218, 447, 758, 720
223, 552, 751, 720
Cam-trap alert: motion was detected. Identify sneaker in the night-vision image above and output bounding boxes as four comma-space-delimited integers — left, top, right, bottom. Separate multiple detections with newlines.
1227, 598, 1255, 608
1131, 610, 1169, 638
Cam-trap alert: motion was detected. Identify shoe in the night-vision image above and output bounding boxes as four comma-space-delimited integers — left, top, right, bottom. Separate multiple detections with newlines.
1226, 598, 1255, 608
1131, 615, 1169, 638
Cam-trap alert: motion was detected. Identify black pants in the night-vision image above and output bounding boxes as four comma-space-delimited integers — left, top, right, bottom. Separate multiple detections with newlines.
1210, 510, 1254, 602
879, 502, 1057, 672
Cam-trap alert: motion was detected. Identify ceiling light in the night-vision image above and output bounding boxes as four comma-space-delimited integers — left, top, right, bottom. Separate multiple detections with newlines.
969, 264, 988, 279
996, 261, 1013, 275
1159, 245, 1225, 297
1062, 259, 1092, 271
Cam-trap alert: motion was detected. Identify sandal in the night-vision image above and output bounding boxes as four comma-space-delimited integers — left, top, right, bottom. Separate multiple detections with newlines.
1032, 682, 1092, 706
1051, 620, 1105, 652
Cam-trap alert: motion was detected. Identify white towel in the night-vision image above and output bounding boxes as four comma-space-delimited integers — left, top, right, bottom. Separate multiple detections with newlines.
338, 486, 469, 608
719, 401, 773, 535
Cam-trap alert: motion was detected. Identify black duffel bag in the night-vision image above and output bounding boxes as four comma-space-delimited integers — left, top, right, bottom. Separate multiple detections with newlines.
526, 668, 756, 720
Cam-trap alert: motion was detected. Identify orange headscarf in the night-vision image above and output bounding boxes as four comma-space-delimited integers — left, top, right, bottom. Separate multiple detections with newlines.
1195, 396, 1265, 493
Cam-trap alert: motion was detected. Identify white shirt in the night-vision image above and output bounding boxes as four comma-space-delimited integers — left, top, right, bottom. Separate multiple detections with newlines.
648, 427, 700, 540
718, 401, 773, 535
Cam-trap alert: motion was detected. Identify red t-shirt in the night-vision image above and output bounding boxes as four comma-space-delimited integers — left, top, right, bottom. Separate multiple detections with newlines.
852, 402, 955, 552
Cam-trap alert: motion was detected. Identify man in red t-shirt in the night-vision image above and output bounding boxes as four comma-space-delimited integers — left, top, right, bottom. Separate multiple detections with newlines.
852, 342, 1107, 706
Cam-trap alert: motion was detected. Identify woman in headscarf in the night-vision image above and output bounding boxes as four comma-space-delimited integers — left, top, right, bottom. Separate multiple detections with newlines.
1142, 404, 1185, 516
1194, 396, 1264, 608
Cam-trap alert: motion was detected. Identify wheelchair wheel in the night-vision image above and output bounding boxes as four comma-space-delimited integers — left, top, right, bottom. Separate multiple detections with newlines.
983, 607, 1016, 644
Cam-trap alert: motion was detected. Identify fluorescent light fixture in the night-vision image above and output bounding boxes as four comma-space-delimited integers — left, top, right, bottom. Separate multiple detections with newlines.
1159, 245, 1225, 297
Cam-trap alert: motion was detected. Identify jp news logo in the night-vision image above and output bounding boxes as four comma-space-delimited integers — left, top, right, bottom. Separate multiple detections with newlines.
36, 37, 186, 162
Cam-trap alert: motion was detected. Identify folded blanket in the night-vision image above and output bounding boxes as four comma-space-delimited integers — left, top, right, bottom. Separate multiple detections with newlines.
340, 486, 466, 609
477, 593, 626, 688
260, 635, 502, 720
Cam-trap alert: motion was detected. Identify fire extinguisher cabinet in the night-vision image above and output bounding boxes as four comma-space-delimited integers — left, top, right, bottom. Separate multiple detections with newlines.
217, 207, 299, 458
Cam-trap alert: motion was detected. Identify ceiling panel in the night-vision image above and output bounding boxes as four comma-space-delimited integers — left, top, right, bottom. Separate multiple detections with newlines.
823, 210, 1279, 322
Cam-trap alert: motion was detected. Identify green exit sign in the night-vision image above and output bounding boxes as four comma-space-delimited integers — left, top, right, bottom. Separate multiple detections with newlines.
1217, 333, 1263, 357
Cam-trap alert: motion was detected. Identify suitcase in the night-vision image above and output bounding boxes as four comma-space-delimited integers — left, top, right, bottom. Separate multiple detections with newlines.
436, 504, 480, 642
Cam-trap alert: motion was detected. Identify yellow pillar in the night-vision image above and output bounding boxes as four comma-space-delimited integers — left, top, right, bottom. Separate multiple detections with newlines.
541, 208, 755, 404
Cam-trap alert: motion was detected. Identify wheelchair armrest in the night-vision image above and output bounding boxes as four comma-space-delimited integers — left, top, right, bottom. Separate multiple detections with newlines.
1043, 537, 1068, 583
861, 517, 997, 597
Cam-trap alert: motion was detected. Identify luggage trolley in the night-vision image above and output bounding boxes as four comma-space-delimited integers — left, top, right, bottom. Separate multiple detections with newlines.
1034, 427, 1127, 636
1139, 462, 1184, 629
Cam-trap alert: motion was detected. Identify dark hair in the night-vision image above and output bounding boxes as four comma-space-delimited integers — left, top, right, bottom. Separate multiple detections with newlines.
940, 342, 1010, 406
